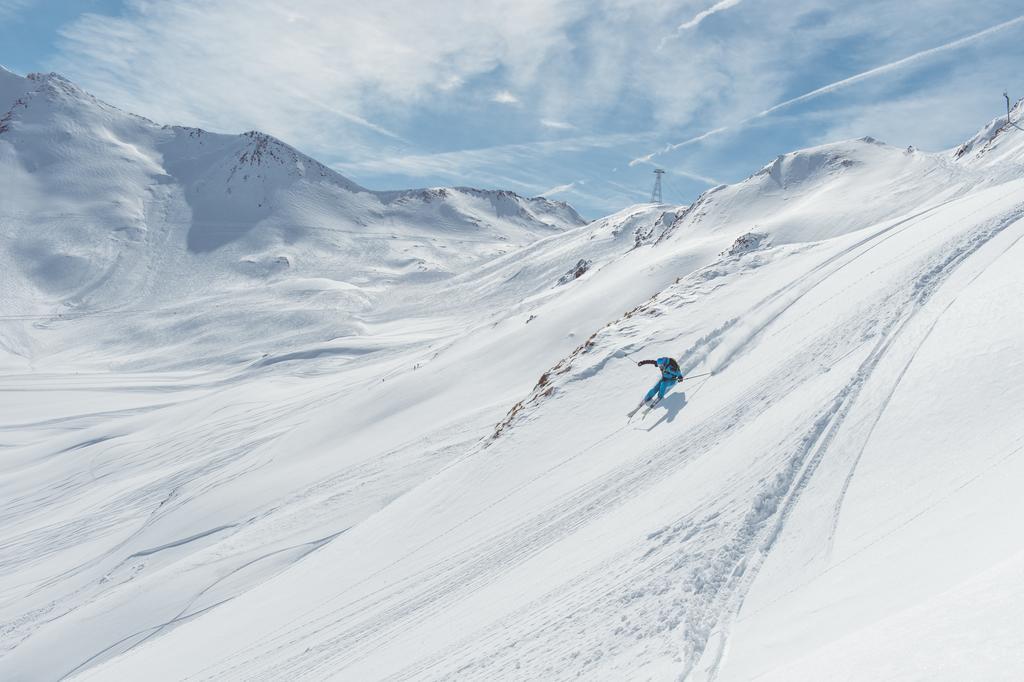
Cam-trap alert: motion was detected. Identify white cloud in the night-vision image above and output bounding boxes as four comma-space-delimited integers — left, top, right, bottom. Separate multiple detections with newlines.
540, 181, 576, 196
438, 74, 465, 91
678, 0, 743, 31
671, 168, 723, 186
492, 90, 520, 105
540, 118, 575, 130
46, 0, 806, 158
0, 0, 32, 19
51, 0, 584, 153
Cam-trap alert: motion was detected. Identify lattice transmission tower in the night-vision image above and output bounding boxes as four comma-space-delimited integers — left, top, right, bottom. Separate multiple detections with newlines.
650, 168, 665, 203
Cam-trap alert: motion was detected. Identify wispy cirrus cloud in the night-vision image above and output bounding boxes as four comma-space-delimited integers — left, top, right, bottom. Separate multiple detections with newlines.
540, 118, 575, 130
0, 0, 32, 19
50, 0, 584, 152
492, 90, 521, 105
540, 180, 578, 196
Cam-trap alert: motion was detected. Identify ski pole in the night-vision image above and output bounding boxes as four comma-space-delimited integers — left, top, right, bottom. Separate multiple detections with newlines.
684, 371, 713, 379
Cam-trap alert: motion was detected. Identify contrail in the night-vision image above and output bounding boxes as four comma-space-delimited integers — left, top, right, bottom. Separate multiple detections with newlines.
633, 13, 1024, 165
750, 14, 1024, 120
284, 86, 408, 142
678, 0, 744, 31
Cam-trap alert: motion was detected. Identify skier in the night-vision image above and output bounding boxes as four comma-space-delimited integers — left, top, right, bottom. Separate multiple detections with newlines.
637, 356, 683, 407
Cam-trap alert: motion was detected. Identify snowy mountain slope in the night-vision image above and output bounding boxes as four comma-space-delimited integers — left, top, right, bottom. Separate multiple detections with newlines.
3, 72, 1024, 680
0, 67, 583, 368
73, 176, 1024, 682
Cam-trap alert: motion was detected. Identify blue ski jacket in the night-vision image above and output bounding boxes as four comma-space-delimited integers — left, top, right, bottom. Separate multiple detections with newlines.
638, 357, 683, 381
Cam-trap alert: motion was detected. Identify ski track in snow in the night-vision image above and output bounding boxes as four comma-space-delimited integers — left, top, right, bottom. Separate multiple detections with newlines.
824, 217, 1024, 554
693, 206, 1024, 680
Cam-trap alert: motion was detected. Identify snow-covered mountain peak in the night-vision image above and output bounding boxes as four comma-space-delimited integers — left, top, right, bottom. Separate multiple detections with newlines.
752, 136, 900, 189
12, 69, 135, 119
650, 135, 946, 249
0, 67, 154, 144
229, 129, 365, 188
26, 70, 78, 89
369, 186, 587, 243
156, 124, 369, 223
455, 186, 582, 219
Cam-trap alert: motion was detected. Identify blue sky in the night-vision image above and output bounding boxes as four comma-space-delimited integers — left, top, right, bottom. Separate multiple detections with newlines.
3, 1, 1024, 218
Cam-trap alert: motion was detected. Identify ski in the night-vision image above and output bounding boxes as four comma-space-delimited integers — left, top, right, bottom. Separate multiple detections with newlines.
627, 402, 649, 421
640, 397, 661, 419
628, 397, 660, 422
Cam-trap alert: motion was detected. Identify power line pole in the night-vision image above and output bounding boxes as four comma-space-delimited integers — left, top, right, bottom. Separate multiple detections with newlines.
650, 168, 665, 203
1004, 91, 1023, 131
